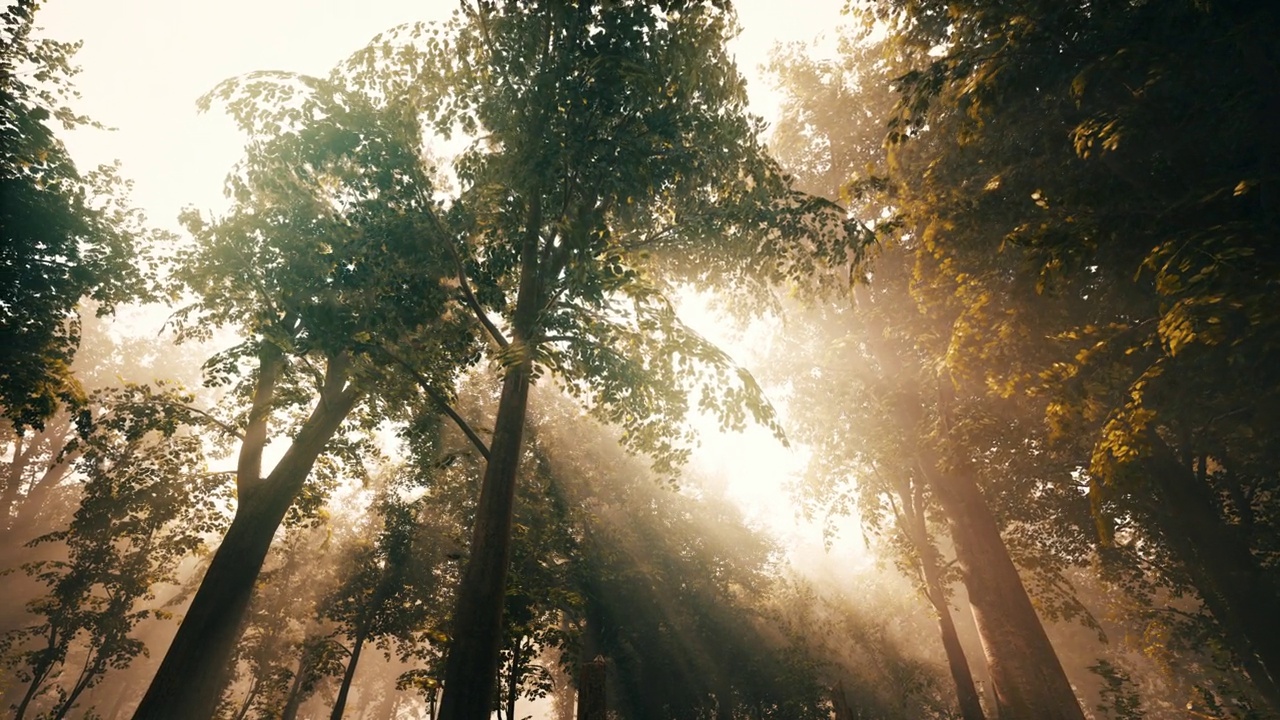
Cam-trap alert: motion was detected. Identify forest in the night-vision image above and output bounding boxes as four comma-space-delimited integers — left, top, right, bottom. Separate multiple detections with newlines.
2, 0, 1278, 718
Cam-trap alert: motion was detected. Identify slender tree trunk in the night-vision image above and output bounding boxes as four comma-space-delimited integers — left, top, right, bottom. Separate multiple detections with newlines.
13, 660, 52, 720
232, 677, 260, 720
131, 364, 359, 720
891, 476, 986, 720
50, 667, 99, 720
923, 575, 987, 720
922, 460, 1084, 719
281, 653, 312, 720
438, 192, 543, 720
330, 630, 369, 720
1146, 440, 1280, 709
506, 640, 522, 720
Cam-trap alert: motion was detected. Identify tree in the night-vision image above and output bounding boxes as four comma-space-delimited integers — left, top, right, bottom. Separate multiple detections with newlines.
1, 384, 228, 720
866, 0, 1280, 708
383, 4, 862, 715
131, 52, 481, 719
765, 19, 1104, 717
320, 488, 453, 720
1, 0, 155, 431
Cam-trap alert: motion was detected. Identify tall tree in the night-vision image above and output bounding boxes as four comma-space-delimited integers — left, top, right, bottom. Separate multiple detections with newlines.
131, 60, 480, 719
395, 4, 858, 717
868, 0, 1280, 707
766, 20, 1096, 717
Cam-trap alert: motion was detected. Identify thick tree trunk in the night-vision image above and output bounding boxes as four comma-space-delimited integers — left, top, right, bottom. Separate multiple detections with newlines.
1146, 440, 1280, 708
330, 629, 368, 720
436, 360, 533, 720
576, 658, 606, 720
130, 378, 359, 720
438, 191, 543, 720
922, 461, 1084, 719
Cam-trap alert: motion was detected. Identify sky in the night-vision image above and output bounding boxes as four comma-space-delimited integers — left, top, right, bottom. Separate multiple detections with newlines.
33, 0, 864, 562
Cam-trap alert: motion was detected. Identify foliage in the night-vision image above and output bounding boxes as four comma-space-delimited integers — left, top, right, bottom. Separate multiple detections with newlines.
858, 0, 1280, 704
0, 0, 157, 431
0, 383, 229, 719
1087, 660, 1143, 720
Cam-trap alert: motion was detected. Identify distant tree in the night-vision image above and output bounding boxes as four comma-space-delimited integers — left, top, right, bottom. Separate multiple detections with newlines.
1, 0, 156, 431
0, 384, 229, 720
320, 489, 453, 720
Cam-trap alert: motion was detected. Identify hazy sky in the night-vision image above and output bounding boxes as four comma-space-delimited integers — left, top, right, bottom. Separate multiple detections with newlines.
32, 0, 860, 561
37, 0, 845, 230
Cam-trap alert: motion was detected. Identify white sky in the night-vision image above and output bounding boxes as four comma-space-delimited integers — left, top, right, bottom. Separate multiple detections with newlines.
38, 0, 847, 232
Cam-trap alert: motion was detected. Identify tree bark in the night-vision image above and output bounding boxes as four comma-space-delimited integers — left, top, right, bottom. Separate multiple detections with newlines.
330, 630, 368, 720
435, 359, 533, 720
887, 470, 987, 720
576, 658, 606, 720
437, 190, 543, 720
1145, 439, 1280, 709
921, 460, 1084, 719
130, 366, 359, 720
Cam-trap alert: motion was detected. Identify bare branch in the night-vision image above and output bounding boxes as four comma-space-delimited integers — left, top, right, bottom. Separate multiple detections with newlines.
378, 346, 491, 462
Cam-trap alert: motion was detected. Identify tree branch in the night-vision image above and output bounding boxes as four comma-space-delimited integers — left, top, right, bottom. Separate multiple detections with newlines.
378, 347, 491, 462
421, 206, 510, 351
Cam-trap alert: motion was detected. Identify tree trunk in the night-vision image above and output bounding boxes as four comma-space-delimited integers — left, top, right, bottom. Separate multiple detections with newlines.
830, 681, 856, 720
923, 575, 987, 720
922, 461, 1084, 719
437, 191, 543, 720
435, 359, 533, 720
130, 377, 359, 720
50, 664, 99, 720
13, 659, 52, 720
330, 630, 369, 720
891, 473, 987, 720
1145, 440, 1280, 709
506, 639, 522, 720
576, 658, 606, 720
280, 655, 310, 720
231, 677, 260, 720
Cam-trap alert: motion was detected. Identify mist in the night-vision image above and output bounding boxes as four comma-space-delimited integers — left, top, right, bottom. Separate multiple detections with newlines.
4, 1, 1279, 719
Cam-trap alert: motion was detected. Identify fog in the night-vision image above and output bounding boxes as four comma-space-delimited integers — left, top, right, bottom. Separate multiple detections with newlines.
4, 1, 1278, 719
